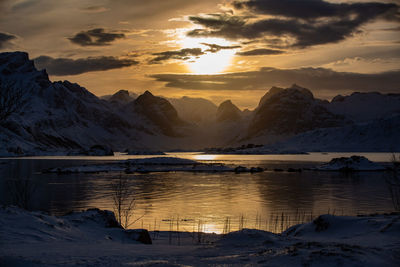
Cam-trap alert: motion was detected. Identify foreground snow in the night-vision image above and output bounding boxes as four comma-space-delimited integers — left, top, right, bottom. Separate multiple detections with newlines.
1, 207, 399, 266
43, 157, 264, 174
315, 155, 386, 171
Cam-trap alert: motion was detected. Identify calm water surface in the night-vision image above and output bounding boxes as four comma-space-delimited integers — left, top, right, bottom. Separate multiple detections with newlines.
0, 153, 397, 233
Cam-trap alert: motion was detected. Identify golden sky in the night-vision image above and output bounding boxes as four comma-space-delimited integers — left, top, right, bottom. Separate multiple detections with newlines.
0, 0, 399, 109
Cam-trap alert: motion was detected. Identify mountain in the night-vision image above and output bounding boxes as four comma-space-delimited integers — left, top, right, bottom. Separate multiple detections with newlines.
1, 51, 398, 155
326, 92, 400, 122
0, 52, 189, 155
247, 84, 349, 137
101, 90, 137, 103
107, 90, 137, 105
268, 115, 400, 152
168, 96, 217, 125
126, 91, 189, 137
216, 100, 242, 122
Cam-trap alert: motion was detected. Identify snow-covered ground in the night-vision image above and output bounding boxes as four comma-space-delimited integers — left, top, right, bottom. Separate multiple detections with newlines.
43, 157, 264, 174
315, 155, 386, 171
1, 207, 399, 266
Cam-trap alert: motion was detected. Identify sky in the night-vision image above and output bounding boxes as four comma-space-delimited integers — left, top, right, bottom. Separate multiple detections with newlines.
0, 0, 399, 109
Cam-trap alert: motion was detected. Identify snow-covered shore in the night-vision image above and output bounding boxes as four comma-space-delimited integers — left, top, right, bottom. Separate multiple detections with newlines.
1, 207, 399, 266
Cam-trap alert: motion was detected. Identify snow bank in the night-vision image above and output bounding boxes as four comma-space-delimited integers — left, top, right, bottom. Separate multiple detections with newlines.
315, 155, 386, 171
1, 207, 399, 266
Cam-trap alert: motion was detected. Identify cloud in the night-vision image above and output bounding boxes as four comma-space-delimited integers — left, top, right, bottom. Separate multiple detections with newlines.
149, 48, 204, 64
201, 43, 241, 52
68, 28, 125, 46
34, 55, 139, 75
0, 32, 17, 49
150, 67, 400, 95
236, 48, 283, 56
187, 1, 399, 48
232, 0, 399, 20
80, 6, 109, 13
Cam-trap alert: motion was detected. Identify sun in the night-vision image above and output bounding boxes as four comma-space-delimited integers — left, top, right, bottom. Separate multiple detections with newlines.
180, 37, 238, 74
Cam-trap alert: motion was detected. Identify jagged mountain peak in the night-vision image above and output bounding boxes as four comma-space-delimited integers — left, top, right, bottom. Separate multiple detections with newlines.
132, 90, 187, 136
217, 100, 242, 122
108, 89, 133, 104
258, 86, 284, 107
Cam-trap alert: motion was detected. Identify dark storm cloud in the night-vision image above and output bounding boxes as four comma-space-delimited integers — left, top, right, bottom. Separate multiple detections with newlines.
68, 28, 125, 46
34, 56, 139, 75
150, 67, 400, 93
232, 0, 399, 20
201, 43, 241, 52
187, 1, 399, 48
149, 48, 204, 64
236, 48, 283, 56
0, 32, 17, 49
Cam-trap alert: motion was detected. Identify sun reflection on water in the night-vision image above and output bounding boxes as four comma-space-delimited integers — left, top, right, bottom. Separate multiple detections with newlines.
193, 154, 218, 161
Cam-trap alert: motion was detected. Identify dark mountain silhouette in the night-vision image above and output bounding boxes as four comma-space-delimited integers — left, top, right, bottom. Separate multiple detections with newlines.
248, 84, 350, 136
216, 100, 242, 122
128, 91, 188, 136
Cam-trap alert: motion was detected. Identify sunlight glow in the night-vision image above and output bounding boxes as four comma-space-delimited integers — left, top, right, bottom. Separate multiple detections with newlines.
180, 37, 238, 74
202, 223, 221, 234
194, 154, 217, 161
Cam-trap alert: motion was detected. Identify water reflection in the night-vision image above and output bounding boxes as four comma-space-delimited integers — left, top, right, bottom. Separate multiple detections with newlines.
0, 157, 395, 233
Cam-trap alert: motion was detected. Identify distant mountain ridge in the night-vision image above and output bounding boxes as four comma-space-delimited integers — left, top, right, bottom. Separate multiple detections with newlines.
1, 51, 399, 155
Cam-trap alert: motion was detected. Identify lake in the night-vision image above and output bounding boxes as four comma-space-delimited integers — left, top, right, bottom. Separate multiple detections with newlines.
0, 152, 397, 233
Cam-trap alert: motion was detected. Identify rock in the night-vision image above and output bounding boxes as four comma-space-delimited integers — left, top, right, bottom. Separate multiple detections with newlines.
315, 155, 385, 171
234, 166, 249, 173
250, 167, 264, 173
125, 229, 152, 244
313, 216, 329, 232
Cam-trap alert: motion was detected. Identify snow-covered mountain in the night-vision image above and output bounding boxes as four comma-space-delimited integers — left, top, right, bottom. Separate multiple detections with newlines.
0, 52, 189, 155
326, 92, 400, 122
267, 115, 400, 152
1, 51, 399, 155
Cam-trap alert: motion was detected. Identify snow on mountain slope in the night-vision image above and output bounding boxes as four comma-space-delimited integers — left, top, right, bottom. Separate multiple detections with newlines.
327, 92, 400, 122
268, 115, 400, 152
0, 52, 189, 155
